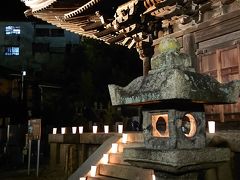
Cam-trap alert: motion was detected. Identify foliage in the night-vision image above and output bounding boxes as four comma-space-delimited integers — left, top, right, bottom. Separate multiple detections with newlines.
56, 38, 142, 125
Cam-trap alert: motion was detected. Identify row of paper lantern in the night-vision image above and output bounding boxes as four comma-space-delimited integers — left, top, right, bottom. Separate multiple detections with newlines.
52, 124, 124, 134
53, 121, 216, 135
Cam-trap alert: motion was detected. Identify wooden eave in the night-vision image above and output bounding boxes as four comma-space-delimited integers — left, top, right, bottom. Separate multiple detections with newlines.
21, 0, 240, 48
24, 0, 58, 12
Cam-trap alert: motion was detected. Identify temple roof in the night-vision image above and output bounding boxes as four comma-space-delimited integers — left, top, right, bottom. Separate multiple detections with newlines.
20, 0, 239, 48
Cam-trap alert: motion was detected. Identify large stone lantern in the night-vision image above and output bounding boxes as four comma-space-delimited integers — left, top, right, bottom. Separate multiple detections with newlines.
108, 37, 240, 179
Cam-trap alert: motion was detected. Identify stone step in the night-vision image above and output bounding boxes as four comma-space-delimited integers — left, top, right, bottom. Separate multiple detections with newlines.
109, 153, 130, 165
99, 164, 153, 180
117, 142, 144, 153
123, 132, 144, 143
87, 175, 122, 180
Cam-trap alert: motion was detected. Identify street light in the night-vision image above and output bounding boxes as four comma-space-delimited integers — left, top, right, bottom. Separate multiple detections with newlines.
21, 70, 26, 100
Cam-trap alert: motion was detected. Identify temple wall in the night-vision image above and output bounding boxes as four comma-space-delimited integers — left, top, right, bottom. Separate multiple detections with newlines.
152, 7, 240, 122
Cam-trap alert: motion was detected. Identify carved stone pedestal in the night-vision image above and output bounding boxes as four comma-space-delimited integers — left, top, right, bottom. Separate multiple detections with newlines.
123, 147, 231, 180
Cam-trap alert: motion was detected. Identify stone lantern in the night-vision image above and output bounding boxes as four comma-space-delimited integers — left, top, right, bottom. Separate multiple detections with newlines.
108, 37, 240, 179
142, 106, 205, 150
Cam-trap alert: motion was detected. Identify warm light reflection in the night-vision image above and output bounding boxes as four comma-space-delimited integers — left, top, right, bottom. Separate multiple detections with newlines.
152, 174, 156, 180
118, 125, 123, 133
122, 133, 128, 144
152, 114, 169, 137
72, 127, 77, 134
79, 177, 86, 180
208, 121, 215, 133
183, 114, 197, 138
61, 127, 66, 134
53, 128, 57, 134
102, 153, 109, 164
111, 143, 118, 153
104, 125, 109, 133
79, 126, 83, 134
90, 165, 97, 177
93, 126, 98, 134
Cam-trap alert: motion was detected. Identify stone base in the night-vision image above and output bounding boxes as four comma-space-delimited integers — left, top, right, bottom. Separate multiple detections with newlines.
123, 147, 230, 174
154, 171, 200, 180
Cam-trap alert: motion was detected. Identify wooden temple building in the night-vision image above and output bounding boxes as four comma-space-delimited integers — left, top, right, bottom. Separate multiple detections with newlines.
21, 0, 240, 123
18, 1, 240, 180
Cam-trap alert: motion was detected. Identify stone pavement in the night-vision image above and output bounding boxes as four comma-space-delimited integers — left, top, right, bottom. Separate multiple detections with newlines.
0, 165, 68, 180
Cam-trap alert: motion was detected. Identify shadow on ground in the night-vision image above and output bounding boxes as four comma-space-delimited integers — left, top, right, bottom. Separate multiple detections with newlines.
0, 165, 68, 180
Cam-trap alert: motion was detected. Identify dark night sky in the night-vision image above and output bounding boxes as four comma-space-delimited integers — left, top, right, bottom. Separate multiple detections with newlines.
0, 0, 28, 20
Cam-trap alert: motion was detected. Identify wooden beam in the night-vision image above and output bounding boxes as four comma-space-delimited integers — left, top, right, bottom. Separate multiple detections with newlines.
82, 21, 103, 31
195, 15, 240, 43
94, 27, 116, 37
107, 33, 126, 44
143, 0, 177, 15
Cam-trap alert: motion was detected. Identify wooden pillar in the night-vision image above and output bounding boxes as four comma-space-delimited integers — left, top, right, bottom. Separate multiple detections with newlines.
79, 144, 88, 165
142, 57, 151, 76
60, 144, 70, 168
136, 39, 154, 76
50, 143, 60, 167
65, 145, 79, 175
216, 49, 224, 122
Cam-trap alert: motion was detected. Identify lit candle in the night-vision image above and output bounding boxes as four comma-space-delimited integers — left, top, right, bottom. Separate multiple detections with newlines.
79, 177, 86, 180
79, 126, 83, 134
72, 127, 77, 134
52, 128, 57, 134
208, 121, 215, 133
152, 174, 156, 180
93, 126, 98, 134
118, 124, 123, 133
90, 165, 97, 177
61, 127, 66, 134
111, 143, 118, 153
122, 133, 128, 144
102, 153, 109, 164
104, 125, 109, 133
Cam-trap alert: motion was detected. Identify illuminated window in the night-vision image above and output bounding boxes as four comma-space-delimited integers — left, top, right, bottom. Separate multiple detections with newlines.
5, 26, 21, 35
4, 46, 20, 56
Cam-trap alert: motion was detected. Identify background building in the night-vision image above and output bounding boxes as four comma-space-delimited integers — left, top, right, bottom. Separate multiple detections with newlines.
0, 21, 80, 78
0, 20, 81, 167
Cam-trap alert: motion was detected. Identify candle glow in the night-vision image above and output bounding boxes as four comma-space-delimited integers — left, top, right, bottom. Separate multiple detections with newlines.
53, 128, 57, 134
118, 124, 123, 133
90, 165, 97, 177
111, 143, 118, 153
93, 126, 98, 134
104, 125, 109, 133
152, 174, 156, 180
72, 127, 77, 134
122, 133, 128, 144
79, 126, 83, 134
61, 127, 66, 134
102, 153, 109, 164
208, 121, 215, 133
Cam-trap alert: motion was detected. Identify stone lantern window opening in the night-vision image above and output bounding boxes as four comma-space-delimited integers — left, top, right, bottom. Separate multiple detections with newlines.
151, 113, 169, 138
181, 113, 197, 138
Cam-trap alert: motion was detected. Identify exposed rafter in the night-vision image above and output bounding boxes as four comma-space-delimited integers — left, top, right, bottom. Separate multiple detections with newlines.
63, 0, 102, 19
20, 0, 240, 49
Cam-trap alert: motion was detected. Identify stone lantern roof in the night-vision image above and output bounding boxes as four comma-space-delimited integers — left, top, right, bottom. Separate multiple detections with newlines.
108, 37, 240, 106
